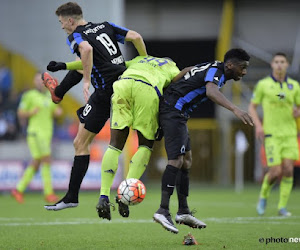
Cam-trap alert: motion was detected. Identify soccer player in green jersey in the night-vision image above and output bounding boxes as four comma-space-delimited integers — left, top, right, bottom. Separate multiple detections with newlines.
249, 52, 300, 216
96, 56, 186, 220
11, 73, 63, 203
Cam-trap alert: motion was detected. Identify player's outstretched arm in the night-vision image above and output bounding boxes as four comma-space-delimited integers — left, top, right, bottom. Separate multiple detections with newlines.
125, 30, 147, 56
47, 60, 83, 72
206, 82, 253, 126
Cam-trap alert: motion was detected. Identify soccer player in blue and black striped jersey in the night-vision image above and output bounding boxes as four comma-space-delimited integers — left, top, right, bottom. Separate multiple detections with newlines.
43, 2, 147, 211
153, 48, 253, 234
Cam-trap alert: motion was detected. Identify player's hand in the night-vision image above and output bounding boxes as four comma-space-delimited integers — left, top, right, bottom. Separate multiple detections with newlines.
293, 107, 300, 118
47, 61, 67, 72
83, 81, 91, 103
233, 107, 254, 126
31, 107, 40, 116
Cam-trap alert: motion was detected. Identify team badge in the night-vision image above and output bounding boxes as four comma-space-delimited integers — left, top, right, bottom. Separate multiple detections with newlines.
287, 84, 293, 90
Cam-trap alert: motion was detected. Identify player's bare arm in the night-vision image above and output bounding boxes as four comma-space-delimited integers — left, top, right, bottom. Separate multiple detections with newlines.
171, 67, 193, 83
206, 81, 253, 126
248, 102, 264, 141
78, 41, 93, 102
125, 30, 147, 56
17, 108, 39, 119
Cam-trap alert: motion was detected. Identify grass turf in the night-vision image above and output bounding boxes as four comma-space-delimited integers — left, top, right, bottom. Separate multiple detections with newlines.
0, 184, 299, 249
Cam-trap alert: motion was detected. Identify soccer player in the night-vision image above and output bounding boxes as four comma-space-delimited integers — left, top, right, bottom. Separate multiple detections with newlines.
44, 2, 147, 211
96, 55, 182, 220
153, 48, 253, 234
11, 73, 62, 203
249, 52, 300, 217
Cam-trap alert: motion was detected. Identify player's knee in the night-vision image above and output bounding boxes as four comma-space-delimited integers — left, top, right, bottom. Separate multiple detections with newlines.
183, 152, 192, 170
168, 156, 184, 169
269, 167, 281, 180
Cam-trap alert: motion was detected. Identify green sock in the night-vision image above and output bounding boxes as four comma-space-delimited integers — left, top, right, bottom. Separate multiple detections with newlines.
16, 166, 36, 193
126, 146, 152, 179
259, 173, 275, 199
41, 163, 54, 195
100, 145, 122, 197
278, 176, 293, 210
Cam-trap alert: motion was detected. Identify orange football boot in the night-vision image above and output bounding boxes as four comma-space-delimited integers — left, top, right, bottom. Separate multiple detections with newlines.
41, 72, 62, 104
11, 189, 24, 204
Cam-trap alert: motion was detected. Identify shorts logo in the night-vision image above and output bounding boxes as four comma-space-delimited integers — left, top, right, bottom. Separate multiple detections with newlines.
83, 104, 92, 116
180, 145, 186, 154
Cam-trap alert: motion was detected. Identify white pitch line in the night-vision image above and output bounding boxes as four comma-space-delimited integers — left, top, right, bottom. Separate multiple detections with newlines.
1, 216, 300, 227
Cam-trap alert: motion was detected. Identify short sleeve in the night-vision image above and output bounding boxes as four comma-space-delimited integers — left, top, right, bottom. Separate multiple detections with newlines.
204, 68, 225, 87
294, 81, 300, 105
251, 80, 264, 104
67, 32, 85, 54
108, 22, 129, 44
18, 92, 31, 111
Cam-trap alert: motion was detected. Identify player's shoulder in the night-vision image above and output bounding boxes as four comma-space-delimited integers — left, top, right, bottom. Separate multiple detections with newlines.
287, 77, 300, 86
257, 76, 272, 85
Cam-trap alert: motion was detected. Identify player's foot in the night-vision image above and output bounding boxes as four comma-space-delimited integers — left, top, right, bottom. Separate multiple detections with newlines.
11, 189, 24, 204
45, 193, 59, 203
115, 195, 129, 217
175, 211, 207, 229
41, 72, 62, 104
96, 197, 115, 221
153, 207, 179, 234
44, 194, 78, 211
278, 208, 292, 217
256, 198, 267, 215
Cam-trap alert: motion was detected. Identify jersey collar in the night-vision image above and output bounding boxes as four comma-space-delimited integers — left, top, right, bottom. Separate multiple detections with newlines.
270, 74, 288, 84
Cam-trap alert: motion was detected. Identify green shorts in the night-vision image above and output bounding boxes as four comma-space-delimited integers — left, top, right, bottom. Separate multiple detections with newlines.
264, 135, 299, 166
111, 79, 159, 140
27, 132, 52, 159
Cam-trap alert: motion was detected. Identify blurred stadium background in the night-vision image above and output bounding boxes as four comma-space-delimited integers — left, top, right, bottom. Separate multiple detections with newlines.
1, 0, 300, 209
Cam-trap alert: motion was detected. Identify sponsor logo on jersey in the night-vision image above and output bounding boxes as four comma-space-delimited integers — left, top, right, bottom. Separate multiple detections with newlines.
111, 55, 124, 64
83, 24, 105, 35
276, 92, 286, 100
104, 169, 115, 174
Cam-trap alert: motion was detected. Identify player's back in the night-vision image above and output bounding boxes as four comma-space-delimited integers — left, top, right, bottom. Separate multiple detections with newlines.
122, 56, 180, 94
67, 21, 128, 91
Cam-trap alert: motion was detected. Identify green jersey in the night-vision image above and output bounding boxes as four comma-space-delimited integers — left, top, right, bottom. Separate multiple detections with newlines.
123, 56, 180, 94
18, 89, 57, 137
251, 75, 300, 137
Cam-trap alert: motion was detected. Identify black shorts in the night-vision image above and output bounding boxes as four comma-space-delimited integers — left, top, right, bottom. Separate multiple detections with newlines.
77, 91, 111, 134
160, 102, 191, 160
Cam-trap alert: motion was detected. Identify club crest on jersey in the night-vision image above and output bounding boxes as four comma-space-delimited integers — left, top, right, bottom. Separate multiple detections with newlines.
276, 92, 285, 100
287, 84, 293, 90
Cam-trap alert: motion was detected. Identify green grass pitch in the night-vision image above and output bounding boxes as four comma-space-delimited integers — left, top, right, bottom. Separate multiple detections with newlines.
1, 184, 300, 249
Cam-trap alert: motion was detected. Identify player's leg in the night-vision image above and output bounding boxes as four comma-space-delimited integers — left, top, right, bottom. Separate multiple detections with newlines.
153, 107, 189, 234
42, 70, 82, 103
278, 159, 294, 216
45, 95, 109, 211
40, 155, 58, 203
256, 136, 282, 215
277, 136, 298, 216
12, 133, 41, 203
97, 128, 129, 220
174, 150, 206, 229
97, 79, 133, 220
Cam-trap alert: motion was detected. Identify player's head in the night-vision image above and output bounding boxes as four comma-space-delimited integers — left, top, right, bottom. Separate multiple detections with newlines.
56, 2, 83, 35
34, 72, 44, 92
271, 52, 289, 75
224, 48, 250, 81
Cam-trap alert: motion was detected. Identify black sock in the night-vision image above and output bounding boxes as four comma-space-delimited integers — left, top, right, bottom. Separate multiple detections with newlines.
160, 165, 179, 210
55, 70, 83, 99
66, 155, 90, 202
176, 168, 190, 213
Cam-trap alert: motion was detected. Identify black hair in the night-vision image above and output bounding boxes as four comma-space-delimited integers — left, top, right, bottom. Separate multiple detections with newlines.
224, 48, 250, 63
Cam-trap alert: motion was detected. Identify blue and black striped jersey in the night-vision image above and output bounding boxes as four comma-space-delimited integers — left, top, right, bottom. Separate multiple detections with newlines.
163, 61, 226, 115
67, 21, 128, 93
